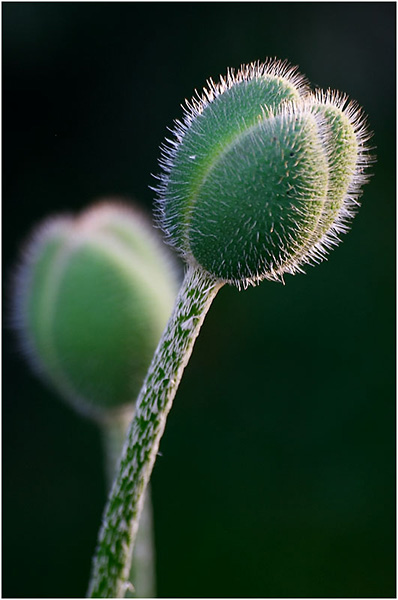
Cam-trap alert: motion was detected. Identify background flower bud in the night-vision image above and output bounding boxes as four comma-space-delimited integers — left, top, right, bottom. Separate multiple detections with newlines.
13, 201, 179, 421
156, 60, 371, 288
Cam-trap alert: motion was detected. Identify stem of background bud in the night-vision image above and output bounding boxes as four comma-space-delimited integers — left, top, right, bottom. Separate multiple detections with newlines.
88, 265, 224, 598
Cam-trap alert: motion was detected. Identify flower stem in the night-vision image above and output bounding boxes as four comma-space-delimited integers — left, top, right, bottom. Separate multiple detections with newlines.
88, 265, 224, 598
101, 415, 156, 598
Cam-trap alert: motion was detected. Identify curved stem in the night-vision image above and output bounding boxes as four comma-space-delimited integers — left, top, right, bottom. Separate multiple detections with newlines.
88, 265, 224, 598
101, 416, 156, 598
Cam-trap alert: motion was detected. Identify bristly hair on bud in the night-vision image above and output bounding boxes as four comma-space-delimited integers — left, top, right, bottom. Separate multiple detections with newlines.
153, 58, 373, 289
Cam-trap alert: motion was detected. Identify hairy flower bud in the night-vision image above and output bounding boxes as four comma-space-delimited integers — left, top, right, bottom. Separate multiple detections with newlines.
13, 202, 178, 420
155, 59, 371, 288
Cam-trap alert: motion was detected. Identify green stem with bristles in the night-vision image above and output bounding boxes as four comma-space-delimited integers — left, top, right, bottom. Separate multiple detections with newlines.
88, 265, 224, 598
101, 416, 156, 598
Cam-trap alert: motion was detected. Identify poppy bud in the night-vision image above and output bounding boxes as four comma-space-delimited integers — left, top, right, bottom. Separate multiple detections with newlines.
13, 202, 178, 421
156, 60, 371, 288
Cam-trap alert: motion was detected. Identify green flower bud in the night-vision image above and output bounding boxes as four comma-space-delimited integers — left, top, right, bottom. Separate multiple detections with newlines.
13, 202, 179, 421
156, 59, 372, 288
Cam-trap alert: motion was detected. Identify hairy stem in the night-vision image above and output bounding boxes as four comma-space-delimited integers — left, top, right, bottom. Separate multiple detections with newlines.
88, 265, 224, 598
101, 416, 156, 598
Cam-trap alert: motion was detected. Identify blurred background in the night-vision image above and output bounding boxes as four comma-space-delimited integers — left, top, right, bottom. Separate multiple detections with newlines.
3, 3, 395, 598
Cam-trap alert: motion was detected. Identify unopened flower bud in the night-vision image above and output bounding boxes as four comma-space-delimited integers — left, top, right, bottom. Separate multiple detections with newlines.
13, 202, 178, 421
156, 59, 371, 288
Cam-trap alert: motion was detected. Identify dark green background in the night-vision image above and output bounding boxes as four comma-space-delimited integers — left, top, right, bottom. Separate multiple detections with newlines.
3, 3, 395, 598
